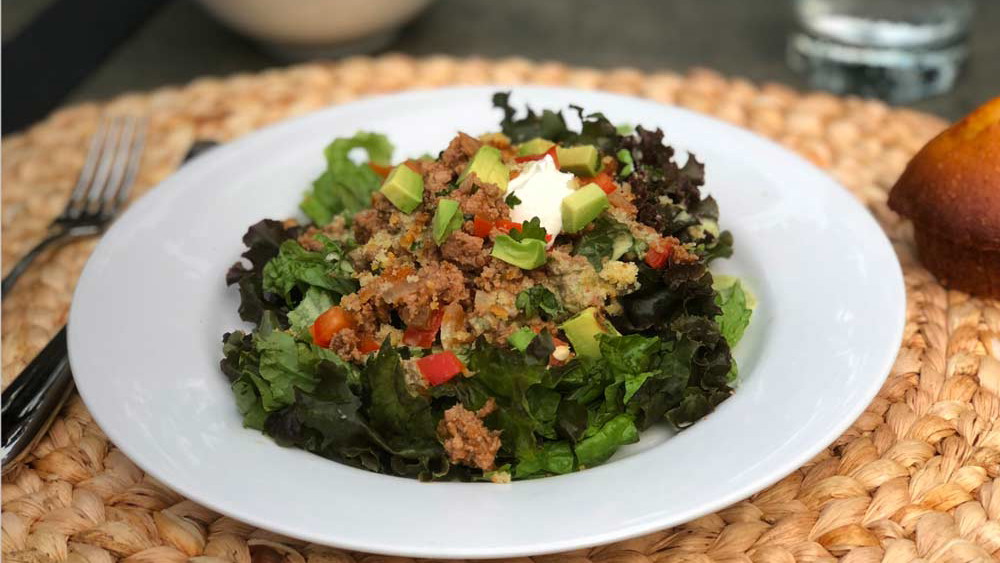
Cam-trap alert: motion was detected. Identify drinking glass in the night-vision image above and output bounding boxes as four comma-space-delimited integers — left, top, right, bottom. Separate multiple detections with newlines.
788, 0, 975, 102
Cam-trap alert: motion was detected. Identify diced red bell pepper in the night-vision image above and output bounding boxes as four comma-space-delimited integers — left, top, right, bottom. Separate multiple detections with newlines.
581, 172, 618, 194
514, 145, 560, 169
416, 351, 465, 386
367, 162, 393, 178
495, 219, 522, 234
472, 214, 494, 238
359, 337, 381, 354
474, 216, 554, 242
310, 306, 356, 348
402, 309, 445, 348
644, 240, 673, 269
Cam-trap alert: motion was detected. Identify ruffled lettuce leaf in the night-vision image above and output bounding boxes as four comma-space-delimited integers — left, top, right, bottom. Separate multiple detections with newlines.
300, 132, 394, 225
714, 278, 752, 348
493, 92, 623, 151
229, 312, 360, 411
514, 441, 574, 478
226, 219, 300, 325
616, 127, 732, 259
262, 236, 358, 306
227, 333, 449, 479
574, 413, 639, 467
287, 286, 334, 335
363, 341, 438, 441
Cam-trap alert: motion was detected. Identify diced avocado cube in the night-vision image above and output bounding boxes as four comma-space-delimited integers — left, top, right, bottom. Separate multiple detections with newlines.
458, 145, 509, 193
432, 199, 464, 245
379, 165, 424, 213
560, 307, 608, 359
518, 137, 556, 156
561, 183, 610, 234
491, 235, 547, 270
556, 145, 601, 176
508, 327, 537, 352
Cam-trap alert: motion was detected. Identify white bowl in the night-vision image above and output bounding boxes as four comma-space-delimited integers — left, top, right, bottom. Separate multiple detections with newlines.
69, 87, 904, 558
197, 0, 434, 59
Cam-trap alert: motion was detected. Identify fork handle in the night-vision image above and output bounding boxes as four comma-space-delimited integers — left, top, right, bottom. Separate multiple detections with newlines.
1, 327, 73, 473
1, 225, 103, 297
1, 230, 67, 296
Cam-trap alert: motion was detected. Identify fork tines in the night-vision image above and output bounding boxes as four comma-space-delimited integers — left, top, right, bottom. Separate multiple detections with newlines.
59, 115, 148, 222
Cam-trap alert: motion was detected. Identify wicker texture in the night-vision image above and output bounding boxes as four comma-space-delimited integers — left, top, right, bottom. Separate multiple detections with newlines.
3, 54, 999, 563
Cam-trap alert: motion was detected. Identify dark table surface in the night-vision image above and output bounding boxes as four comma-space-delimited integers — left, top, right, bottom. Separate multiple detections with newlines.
4, 0, 998, 131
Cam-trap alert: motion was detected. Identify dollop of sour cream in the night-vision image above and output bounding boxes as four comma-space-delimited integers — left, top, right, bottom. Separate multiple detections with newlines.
507, 155, 575, 246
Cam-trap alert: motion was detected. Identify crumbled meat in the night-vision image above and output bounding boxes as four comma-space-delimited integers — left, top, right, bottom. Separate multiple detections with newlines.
352, 193, 400, 243
669, 240, 699, 264
340, 265, 420, 327
422, 160, 456, 206
475, 261, 526, 292
453, 176, 510, 222
437, 398, 501, 471
462, 187, 508, 221
327, 328, 365, 363
340, 289, 392, 327
352, 209, 380, 244
388, 262, 469, 327
440, 231, 489, 271
398, 211, 431, 250
350, 231, 401, 272
441, 132, 483, 172
297, 216, 350, 250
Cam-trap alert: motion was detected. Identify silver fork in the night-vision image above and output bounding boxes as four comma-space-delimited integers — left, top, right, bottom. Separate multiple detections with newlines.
1, 116, 148, 296
1, 138, 217, 475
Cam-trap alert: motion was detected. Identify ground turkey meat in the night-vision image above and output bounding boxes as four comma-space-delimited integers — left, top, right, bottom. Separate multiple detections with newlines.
388, 262, 469, 327
353, 193, 399, 243
440, 132, 482, 172
352, 208, 380, 244
475, 261, 526, 293
327, 327, 364, 363
668, 238, 699, 264
440, 231, 489, 271
421, 160, 456, 207
438, 399, 501, 471
454, 176, 510, 223
339, 285, 392, 326
297, 216, 350, 250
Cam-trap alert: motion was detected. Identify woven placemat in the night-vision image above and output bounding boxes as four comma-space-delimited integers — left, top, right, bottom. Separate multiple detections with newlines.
3, 54, 999, 563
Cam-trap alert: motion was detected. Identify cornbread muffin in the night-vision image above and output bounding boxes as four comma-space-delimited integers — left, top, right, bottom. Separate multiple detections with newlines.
889, 97, 1000, 298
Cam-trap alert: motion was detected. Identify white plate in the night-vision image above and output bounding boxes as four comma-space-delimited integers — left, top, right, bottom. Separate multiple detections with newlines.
69, 87, 904, 558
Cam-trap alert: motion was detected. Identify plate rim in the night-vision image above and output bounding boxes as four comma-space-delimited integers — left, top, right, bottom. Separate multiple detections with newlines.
68, 85, 905, 558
